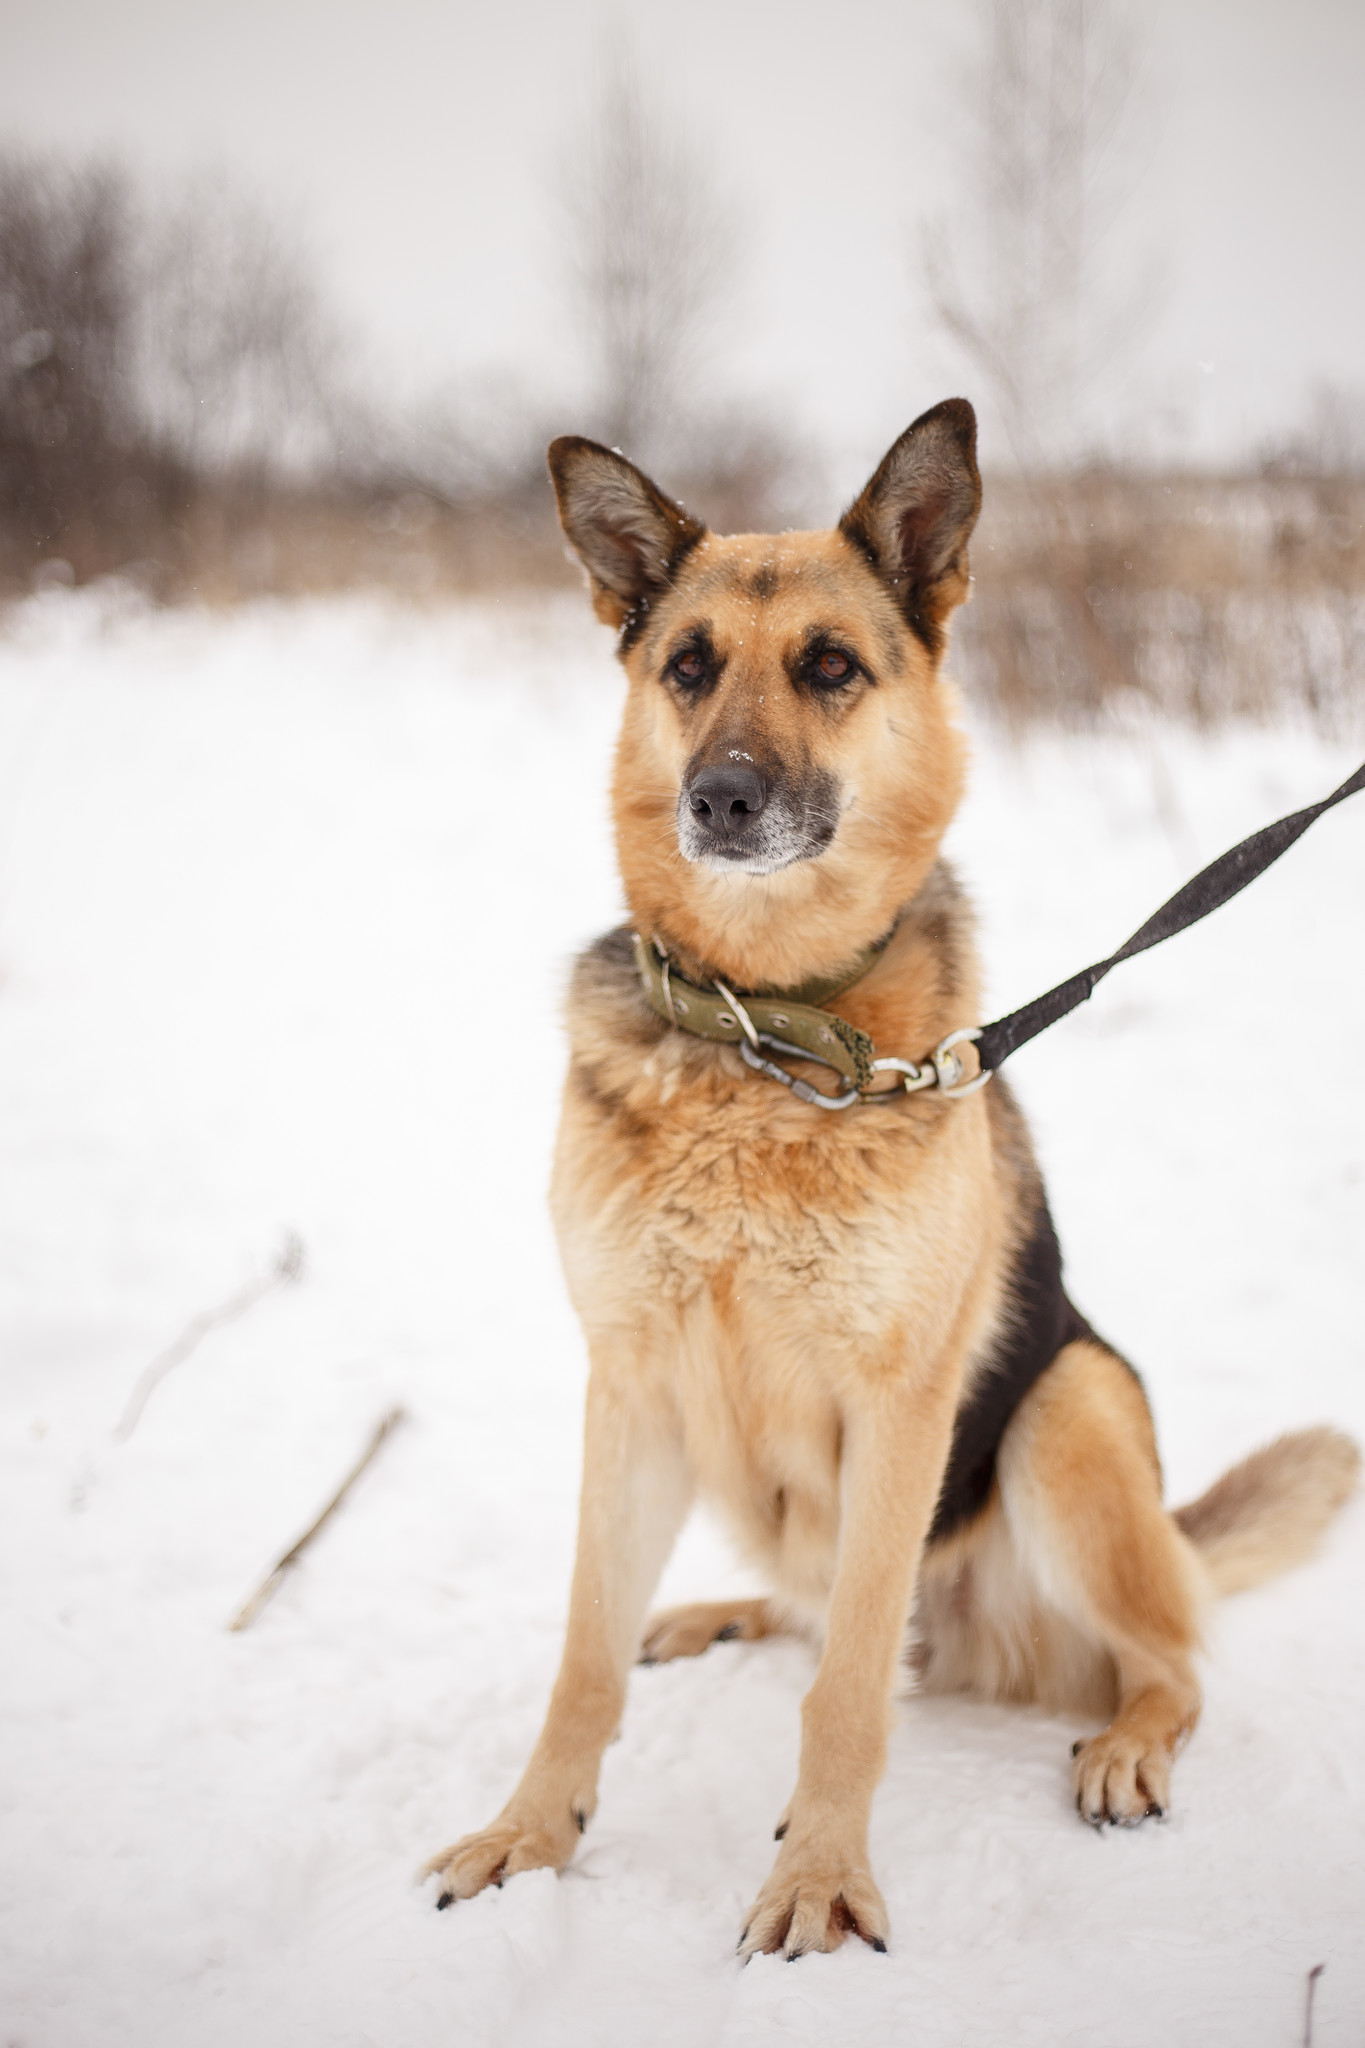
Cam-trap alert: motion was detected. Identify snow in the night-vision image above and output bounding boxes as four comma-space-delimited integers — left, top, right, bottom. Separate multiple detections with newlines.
1, 585, 1362, 2048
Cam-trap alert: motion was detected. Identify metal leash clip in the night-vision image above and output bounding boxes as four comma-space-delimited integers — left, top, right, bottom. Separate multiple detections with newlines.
869, 1054, 935, 1094
932, 1027, 991, 1098
868, 1029, 990, 1100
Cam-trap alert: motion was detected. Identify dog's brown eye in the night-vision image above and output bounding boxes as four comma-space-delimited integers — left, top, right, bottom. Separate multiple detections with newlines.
816, 650, 853, 684
671, 649, 705, 684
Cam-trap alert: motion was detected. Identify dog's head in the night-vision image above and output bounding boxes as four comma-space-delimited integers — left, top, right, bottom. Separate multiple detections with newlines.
549, 399, 980, 988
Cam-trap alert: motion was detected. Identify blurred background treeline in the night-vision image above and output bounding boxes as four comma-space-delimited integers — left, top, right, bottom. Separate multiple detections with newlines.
2, 0, 1363, 730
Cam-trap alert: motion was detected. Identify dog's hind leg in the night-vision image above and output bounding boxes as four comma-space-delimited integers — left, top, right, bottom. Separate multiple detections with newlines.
423, 1342, 691, 1903
639, 1597, 786, 1664
998, 1338, 1206, 1826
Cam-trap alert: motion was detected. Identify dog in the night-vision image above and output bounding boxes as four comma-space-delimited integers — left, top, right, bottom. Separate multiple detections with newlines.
423, 398, 1360, 1958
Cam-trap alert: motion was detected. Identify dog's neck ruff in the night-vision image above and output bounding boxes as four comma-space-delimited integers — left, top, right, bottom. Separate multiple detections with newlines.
633, 930, 985, 1110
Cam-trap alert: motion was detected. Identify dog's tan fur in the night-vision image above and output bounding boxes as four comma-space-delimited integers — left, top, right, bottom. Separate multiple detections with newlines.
423, 401, 1360, 1958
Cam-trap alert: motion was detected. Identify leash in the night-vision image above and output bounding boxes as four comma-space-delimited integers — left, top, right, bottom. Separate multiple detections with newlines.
637, 755, 1365, 1109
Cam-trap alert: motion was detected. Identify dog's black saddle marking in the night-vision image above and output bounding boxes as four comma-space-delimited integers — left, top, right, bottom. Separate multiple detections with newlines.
928, 1195, 1093, 1545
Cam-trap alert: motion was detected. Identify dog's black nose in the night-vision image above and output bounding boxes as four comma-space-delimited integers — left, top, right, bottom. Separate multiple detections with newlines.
686, 765, 769, 837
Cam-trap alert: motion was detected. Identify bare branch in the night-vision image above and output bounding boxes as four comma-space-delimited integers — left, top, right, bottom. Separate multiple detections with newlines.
228, 1406, 407, 1631
114, 1230, 305, 1441
1303, 1962, 1325, 2048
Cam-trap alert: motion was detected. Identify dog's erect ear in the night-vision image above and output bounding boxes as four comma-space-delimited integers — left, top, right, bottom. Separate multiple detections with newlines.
547, 437, 706, 631
838, 398, 982, 654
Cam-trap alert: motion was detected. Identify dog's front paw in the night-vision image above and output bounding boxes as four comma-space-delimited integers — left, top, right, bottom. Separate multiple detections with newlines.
738, 1843, 888, 1960
1071, 1729, 1171, 1827
421, 1802, 584, 1906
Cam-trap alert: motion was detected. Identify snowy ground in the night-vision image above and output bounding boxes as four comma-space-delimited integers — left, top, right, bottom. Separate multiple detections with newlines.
1, 586, 1362, 2048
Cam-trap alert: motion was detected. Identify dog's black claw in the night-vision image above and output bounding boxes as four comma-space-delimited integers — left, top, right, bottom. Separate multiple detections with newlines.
714, 1621, 741, 1642
1071, 1739, 1084, 1757
1151, 1804, 1167, 1821
871, 1937, 888, 1953
637, 1653, 657, 1667
574, 1808, 587, 1834
435, 1891, 453, 1911
786, 1948, 805, 1963
774, 1820, 788, 1840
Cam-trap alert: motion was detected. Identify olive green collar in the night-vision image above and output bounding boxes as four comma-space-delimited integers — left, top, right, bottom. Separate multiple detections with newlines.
632, 930, 886, 1091
632, 925, 987, 1110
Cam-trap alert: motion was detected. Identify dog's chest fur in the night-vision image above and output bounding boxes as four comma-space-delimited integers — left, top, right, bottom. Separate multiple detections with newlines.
553, 929, 997, 1320
549, 927, 1015, 1599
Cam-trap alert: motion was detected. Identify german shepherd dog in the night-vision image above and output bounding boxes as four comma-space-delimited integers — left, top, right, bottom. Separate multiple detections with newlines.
424, 399, 1359, 1958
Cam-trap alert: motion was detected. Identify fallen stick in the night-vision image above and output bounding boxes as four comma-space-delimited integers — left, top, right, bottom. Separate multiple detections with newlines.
1304, 1963, 1325, 2048
114, 1231, 305, 1441
228, 1406, 407, 1632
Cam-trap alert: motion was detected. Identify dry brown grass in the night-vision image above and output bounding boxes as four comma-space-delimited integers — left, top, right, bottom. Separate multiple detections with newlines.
0, 487, 578, 606
958, 471, 1365, 731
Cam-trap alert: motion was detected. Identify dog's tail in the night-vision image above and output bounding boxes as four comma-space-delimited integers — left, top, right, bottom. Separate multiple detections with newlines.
1173, 1426, 1360, 1597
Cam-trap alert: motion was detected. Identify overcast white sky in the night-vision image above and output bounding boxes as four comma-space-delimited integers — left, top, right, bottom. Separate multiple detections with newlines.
2, 0, 1363, 481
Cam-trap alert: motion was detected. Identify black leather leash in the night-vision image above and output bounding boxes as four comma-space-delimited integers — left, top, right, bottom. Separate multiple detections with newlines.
975, 755, 1365, 1080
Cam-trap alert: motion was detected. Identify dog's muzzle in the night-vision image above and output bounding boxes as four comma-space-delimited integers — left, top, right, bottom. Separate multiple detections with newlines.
676, 764, 837, 874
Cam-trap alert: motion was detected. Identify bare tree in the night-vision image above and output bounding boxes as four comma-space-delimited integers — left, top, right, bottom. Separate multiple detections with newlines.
138, 176, 345, 486
921, 0, 1155, 467
0, 154, 142, 552
561, 44, 734, 466
0, 152, 353, 584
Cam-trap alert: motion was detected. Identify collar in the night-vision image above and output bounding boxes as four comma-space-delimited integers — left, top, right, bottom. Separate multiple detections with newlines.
632, 926, 987, 1109
633, 930, 884, 1091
